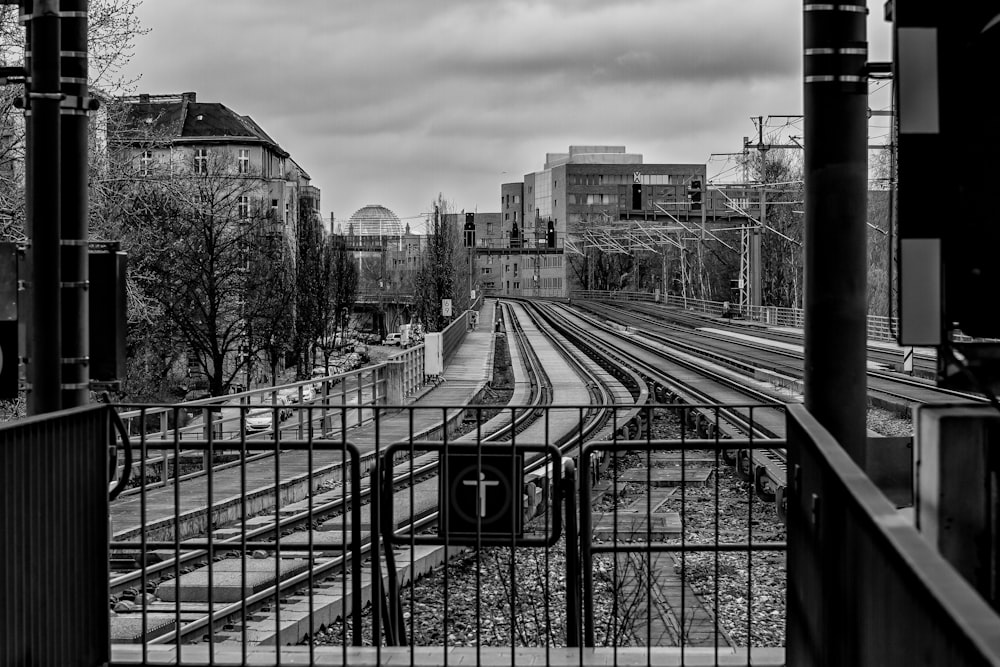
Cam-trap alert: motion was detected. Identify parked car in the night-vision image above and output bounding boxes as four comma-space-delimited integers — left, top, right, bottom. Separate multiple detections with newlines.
279, 384, 316, 405
383, 333, 402, 346
244, 395, 290, 432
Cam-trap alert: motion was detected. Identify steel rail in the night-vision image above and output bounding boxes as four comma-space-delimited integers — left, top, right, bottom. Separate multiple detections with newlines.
150, 301, 615, 647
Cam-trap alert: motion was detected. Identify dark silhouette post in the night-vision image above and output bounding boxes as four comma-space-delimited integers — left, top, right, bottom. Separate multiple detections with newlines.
802, 1, 869, 461
25, 0, 63, 414
61, 0, 91, 408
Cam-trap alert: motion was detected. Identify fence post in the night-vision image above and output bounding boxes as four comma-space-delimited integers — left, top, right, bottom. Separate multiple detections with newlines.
564, 458, 582, 646
386, 360, 404, 406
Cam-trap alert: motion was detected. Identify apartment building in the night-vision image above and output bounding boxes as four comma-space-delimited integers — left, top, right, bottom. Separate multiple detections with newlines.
113, 92, 320, 245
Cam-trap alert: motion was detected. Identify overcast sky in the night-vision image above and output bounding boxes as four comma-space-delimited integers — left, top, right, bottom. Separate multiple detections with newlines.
119, 1, 893, 232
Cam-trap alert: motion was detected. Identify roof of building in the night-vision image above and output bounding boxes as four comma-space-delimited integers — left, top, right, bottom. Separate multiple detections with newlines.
544, 145, 642, 170
117, 92, 289, 158
347, 204, 403, 237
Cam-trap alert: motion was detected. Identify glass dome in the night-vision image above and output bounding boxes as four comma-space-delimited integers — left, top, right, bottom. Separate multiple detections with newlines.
348, 204, 403, 237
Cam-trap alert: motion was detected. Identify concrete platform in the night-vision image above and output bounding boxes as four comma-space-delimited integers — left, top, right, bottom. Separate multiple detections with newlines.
213, 544, 467, 646
156, 557, 310, 603
110, 613, 176, 643
279, 527, 373, 556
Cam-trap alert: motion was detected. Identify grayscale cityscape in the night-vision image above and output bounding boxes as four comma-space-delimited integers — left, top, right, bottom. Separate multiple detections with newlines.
2, 1, 999, 666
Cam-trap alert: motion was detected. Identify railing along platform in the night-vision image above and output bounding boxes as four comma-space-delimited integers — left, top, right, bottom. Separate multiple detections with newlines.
101, 402, 787, 666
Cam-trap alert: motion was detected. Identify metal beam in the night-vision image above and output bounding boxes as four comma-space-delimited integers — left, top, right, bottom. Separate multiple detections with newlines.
25, 0, 63, 415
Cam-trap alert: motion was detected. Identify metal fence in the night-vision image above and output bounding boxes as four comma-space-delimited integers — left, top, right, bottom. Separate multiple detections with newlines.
13, 401, 1000, 664
100, 402, 788, 665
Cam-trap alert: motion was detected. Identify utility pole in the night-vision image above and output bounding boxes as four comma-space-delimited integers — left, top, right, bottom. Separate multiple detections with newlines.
742, 116, 802, 313
24, 0, 63, 415
61, 0, 91, 408
802, 1, 869, 459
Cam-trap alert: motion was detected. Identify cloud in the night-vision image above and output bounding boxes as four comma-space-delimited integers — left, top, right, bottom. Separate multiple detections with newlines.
121, 0, 888, 221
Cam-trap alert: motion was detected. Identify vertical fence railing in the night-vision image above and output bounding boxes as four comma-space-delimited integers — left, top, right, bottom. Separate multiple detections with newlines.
97, 402, 795, 664
107, 404, 365, 665
579, 431, 787, 654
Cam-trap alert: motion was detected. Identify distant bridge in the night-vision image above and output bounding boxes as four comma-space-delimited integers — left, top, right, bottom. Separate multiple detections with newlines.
354, 290, 415, 305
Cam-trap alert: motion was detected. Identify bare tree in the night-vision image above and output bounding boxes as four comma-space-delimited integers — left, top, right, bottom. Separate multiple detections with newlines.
1, 0, 148, 238
294, 212, 357, 377
750, 150, 805, 309
126, 152, 294, 396
328, 237, 358, 358
249, 232, 295, 386
413, 194, 462, 332
867, 144, 895, 321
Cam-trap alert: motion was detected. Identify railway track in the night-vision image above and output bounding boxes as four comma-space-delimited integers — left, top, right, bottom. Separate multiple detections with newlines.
109, 301, 624, 648
115, 294, 929, 650
578, 300, 958, 405
520, 301, 789, 506
556, 298, 993, 517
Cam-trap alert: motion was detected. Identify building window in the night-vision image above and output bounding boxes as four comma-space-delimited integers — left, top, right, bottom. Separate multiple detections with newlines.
194, 148, 208, 174
238, 195, 250, 219
514, 195, 520, 204
238, 149, 250, 174
140, 150, 153, 176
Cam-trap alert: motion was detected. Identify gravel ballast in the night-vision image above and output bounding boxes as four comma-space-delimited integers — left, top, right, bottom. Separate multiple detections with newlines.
312, 406, 913, 648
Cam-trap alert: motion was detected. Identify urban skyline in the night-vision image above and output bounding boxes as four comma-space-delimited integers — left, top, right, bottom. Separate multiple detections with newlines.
119, 1, 894, 232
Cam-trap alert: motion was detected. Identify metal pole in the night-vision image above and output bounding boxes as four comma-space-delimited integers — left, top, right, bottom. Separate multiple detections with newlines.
60, 0, 89, 408
25, 0, 63, 415
802, 1, 869, 459
563, 459, 581, 647
753, 190, 764, 309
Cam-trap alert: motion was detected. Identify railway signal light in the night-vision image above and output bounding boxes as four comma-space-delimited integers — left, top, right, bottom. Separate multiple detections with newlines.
88, 248, 127, 386
687, 179, 703, 211
464, 212, 475, 248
